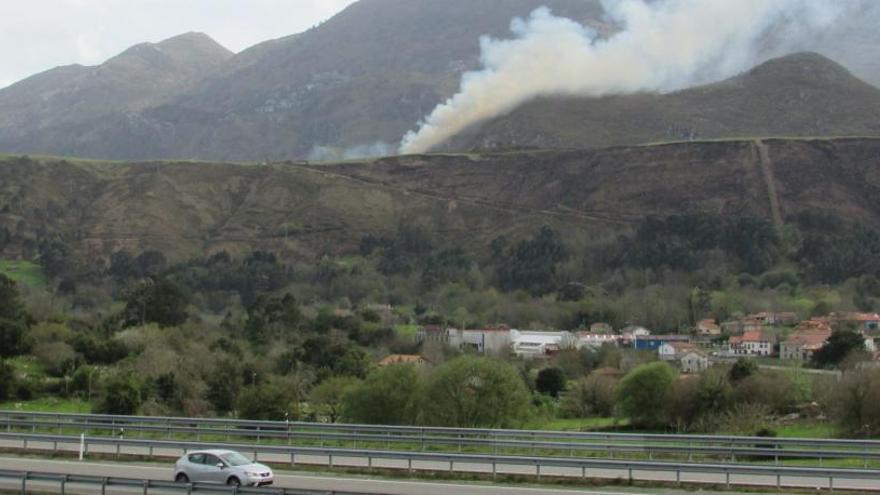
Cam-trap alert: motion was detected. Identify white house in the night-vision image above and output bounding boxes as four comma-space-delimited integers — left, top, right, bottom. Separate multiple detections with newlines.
511, 331, 577, 358
658, 342, 697, 361
576, 332, 621, 349
680, 350, 710, 373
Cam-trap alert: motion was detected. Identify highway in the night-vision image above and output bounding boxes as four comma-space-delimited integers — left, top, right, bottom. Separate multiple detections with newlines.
1, 436, 876, 493
0, 457, 805, 495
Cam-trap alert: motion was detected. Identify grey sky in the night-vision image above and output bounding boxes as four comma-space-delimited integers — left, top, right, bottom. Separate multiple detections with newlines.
0, 0, 358, 88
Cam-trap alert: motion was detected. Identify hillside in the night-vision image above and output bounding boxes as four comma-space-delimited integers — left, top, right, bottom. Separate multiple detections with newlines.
1, 137, 879, 265
449, 53, 880, 151
0, 33, 233, 158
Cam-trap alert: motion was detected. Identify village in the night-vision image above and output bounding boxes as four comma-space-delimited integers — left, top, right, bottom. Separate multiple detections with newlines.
406, 312, 880, 372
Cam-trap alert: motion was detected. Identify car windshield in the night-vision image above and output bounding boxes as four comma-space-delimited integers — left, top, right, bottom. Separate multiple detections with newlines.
220, 452, 253, 467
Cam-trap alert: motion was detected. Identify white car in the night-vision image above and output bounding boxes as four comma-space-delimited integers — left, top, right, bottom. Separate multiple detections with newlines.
174, 449, 274, 486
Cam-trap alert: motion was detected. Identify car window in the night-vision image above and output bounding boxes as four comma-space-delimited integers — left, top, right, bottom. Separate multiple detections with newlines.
219, 452, 253, 467
203, 454, 221, 466
188, 454, 205, 464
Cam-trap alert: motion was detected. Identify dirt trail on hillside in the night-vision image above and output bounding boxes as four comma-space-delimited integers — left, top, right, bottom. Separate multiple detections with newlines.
292, 163, 637, 226
754, 140, 784, 231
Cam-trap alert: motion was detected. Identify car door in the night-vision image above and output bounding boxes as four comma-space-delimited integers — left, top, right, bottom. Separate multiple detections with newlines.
184, 454, 206, 482
202, 454, 227, 483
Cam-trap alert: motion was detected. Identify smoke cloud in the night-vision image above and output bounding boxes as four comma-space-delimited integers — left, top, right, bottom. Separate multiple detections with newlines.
399, 0, 865, 155
308, 142, 394, 161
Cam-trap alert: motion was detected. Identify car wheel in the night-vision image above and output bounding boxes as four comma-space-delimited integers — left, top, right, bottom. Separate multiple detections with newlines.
175, 473, 189, 483
227, 477, 241, 487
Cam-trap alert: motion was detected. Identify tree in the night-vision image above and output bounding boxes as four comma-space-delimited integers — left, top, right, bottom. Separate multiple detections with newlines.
0, 360, 15, 401
495, 227, 567, 296
123, 278, 189, 327
616, 362, 677, 428
422, 356, 532, 428
0, 319, 26, 358
535, 367, 567, 398
812, 331, 867, 369
342, 364, 421, 425
237, 382, 292, 421
98, 374, 143, 415
728, 358, 758, 382
833, 368, 880, 437
310, 377, 358, 423
561, 372, 618, 417
0, 274, 26, 322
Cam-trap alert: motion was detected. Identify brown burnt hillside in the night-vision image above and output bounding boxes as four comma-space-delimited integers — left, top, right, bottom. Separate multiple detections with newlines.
1, 137, 878, 263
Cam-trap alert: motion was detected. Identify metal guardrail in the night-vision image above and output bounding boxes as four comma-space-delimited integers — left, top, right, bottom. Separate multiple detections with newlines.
0, 469, 369, 495
0, 411, 880, 452
1, 410, 879, 466
0, 432, 879, 490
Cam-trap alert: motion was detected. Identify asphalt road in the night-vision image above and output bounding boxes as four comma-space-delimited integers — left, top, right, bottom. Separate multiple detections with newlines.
0, 457, 799, 495
0, 438, 874, 492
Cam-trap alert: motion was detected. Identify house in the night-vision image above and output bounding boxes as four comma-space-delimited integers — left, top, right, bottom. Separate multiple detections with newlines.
622, 325, 651, 337
658, 342, 697, 361
589, 323, 614, 334
378, 354, 429, 367
721, 317, 764, 336
729, 330, 774, 356
450, 326, 513, 355
419, 325, 515, 355
680, 350, 710, 374
576, 332, 621, 349
832, 313, 880, 332
633, 334, 690, 351
779, 321, 832, 361
511, 331, 577, 358
747, 312, 800, 326
696, 319, 721, 337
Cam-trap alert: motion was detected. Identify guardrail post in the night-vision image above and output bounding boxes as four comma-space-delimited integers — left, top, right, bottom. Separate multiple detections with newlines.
329, 454, 333, 468
536, 463, 541, 481
187, 483, 192, 495
492, 462, 497, 480
290, 452, 295, 467
829, 476, 834, 493
20, 473, 26, 495
368, 456, 372, 472
776, 473, 781, 490
725, 470, 730, 489
676, 469, 681, 486
60, 477, 66, 495
627, 467, 632, 484
101, 477, 108, 495
408, 458, 412, 475
143, 480, 149, 495
257, 426, 261, 444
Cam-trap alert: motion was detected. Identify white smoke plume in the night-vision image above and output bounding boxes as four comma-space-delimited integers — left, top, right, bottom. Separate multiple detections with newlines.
399, 0, 866, 155
308, 142, 394, 162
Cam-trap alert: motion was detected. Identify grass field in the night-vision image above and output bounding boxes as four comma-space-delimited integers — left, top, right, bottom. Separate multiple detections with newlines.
0, 398, 92, 414
0, 260, 47, 290
393, 324, 419, 338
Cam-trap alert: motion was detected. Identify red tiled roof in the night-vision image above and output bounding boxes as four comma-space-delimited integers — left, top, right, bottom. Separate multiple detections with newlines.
784, 328, 832, 350
378, 355, 427, 366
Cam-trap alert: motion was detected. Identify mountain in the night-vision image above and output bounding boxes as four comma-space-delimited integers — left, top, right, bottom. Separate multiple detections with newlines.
448, 53, 880, 152
2, 137, 879, 264
1, 0, 880, 161
0, 33, 233, 158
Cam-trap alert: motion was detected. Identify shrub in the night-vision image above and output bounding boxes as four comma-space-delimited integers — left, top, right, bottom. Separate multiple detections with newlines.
535, 367, 567, 398
615, 362, 677, 428
561, 372, 618, 418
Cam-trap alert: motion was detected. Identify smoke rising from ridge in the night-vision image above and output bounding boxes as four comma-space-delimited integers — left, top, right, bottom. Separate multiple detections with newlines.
399, 0, 866, 155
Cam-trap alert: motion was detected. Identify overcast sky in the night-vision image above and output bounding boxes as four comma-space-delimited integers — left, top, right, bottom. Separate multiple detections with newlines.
0, 0, 358, 88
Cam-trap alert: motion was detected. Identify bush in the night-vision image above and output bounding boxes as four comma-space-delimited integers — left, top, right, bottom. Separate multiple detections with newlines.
535, 367, 567, 398
422, 356, 532, 428
33, 342, 79, 377
562, 372, 618, 418
616, 362, 677, 428
98, 374, 143, 415
832, 368, 880, 437
342, 364, 421, 425
0, 319, 27, 358
237, 382, 293, 421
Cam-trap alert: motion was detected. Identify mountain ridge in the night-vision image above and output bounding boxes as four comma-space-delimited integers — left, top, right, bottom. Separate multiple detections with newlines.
448, 53, 880, 152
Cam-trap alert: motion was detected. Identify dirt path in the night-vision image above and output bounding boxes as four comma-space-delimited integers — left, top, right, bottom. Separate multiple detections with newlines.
754, 140, 784, 231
